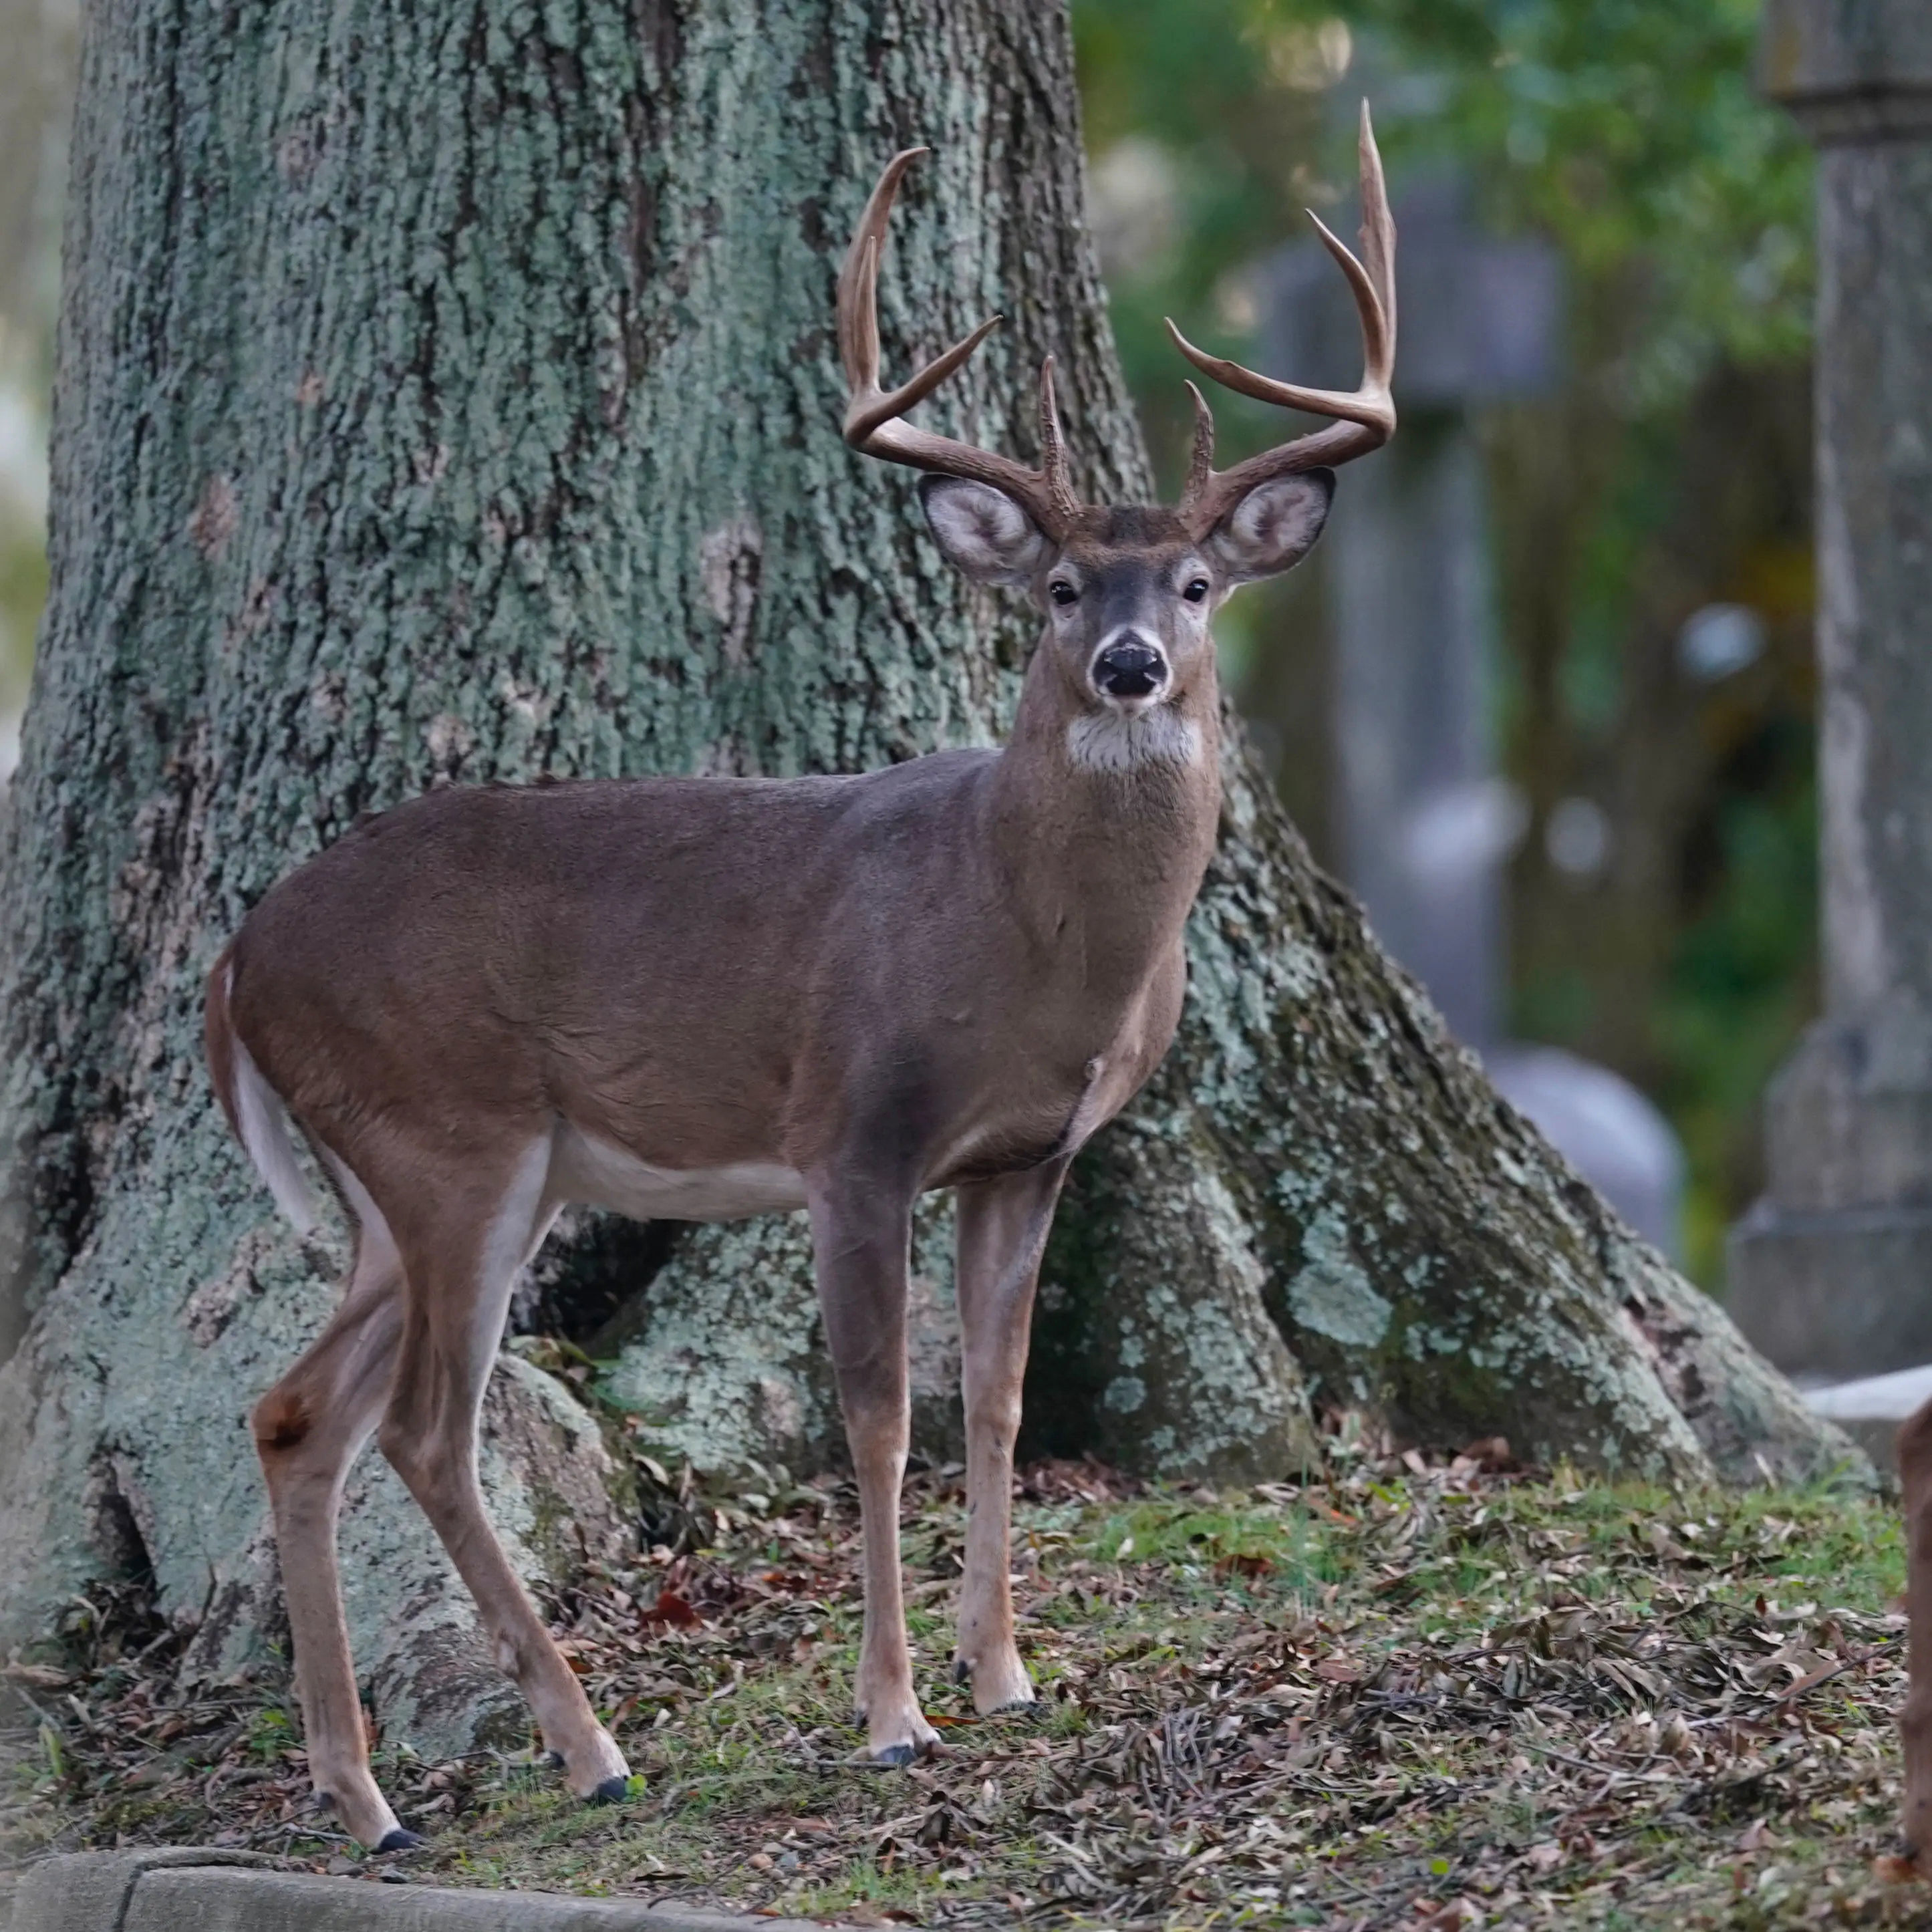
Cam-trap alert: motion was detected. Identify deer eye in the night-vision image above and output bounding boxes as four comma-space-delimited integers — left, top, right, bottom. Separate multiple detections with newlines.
1183, 578, 1210, 603
1050, 581, 1078, 606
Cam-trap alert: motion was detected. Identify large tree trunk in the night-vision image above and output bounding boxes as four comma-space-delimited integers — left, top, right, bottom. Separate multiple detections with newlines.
0, 0, 1848, 1750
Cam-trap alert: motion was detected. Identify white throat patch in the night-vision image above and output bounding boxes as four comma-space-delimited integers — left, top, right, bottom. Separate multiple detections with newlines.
1065, 707, 1203, 775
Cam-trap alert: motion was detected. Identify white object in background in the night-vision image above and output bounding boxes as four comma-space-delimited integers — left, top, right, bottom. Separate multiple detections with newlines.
1486, 1043, 1685, 1258
1544, 795, 1611, 877
1677, 602, 1766, 683
1802, 1361, 1932, 1472
1805, 1361, 1932, 1421
0, 380, 49, 522
1400, 777, 1528, 881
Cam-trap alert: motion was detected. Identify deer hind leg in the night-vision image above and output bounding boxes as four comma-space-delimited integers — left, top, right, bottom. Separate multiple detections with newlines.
808, 1177, 937, 1766
1901, 1396, 1932, 1867
952, 1160, 1068, 1717
374, 1135, 630, 1805
252, 1199, 408, 1851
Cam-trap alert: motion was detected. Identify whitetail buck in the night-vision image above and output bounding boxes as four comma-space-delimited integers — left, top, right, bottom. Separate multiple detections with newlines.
203, 110, 1396, 1848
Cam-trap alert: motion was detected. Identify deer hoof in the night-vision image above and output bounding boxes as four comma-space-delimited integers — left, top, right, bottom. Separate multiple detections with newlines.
870, 1742, 918, 1769
375, 1828, 424, 1854
589, 1775, 632, 1805
982, 1691, 1037, 1717
956, 1649, 1036, 1716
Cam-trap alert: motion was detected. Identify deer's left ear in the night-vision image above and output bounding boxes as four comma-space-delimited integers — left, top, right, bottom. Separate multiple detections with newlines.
918, 476, 1049, 587
1206, 470, 1335, 584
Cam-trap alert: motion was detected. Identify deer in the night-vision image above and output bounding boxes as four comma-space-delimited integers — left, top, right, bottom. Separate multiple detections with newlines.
201, 107, 1396, 1850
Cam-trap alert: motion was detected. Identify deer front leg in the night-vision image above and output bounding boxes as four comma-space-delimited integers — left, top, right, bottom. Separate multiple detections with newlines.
1901, 1396, 1932, 1867
808, 1180, 936, 1766
952, 1160, 1068, 1715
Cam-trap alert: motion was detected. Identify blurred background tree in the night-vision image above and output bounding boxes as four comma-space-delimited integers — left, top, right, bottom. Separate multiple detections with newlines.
1075, 0, 1818, 1286
0, 0, 73, 779
0, 0, 1820, 1290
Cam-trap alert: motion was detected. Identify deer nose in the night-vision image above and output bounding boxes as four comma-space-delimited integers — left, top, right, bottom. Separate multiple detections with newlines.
1093, 639, 1167, 699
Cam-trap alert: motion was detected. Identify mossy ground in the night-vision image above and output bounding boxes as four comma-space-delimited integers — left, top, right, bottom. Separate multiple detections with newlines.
3, 1441, 1922, 1929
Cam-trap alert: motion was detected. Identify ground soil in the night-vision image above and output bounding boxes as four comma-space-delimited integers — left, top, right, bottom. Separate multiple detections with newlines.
3, 1428, 1921, 1929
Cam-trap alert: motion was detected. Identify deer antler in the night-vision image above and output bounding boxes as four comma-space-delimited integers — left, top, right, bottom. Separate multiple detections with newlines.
838, 148, 1082, 538
1167, 102, 1397, 539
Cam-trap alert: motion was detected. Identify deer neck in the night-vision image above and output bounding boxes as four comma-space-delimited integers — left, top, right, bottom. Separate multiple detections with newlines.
982, 643, 1222, 984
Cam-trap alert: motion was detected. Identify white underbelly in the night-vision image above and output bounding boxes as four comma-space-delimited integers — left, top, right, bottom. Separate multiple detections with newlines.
551, 1126, 808, 1223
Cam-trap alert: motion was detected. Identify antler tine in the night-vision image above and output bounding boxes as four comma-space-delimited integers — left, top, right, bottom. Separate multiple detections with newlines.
1181, 380, 1215, 507
1037, 358, 1081, 526
837, 148, 1081, 537
1354, 98, 1397, 362
1171, 101, 1397, 537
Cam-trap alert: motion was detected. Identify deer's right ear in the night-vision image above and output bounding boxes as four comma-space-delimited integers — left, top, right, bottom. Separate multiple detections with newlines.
1207, 470, 1336, 584
918, 476, 1049, 587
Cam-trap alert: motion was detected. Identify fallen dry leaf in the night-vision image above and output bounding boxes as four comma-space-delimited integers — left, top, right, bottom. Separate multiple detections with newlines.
644, 1589, 700, 1629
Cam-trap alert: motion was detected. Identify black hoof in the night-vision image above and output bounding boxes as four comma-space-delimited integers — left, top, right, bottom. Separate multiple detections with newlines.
589, 1774, 632, 1805
545, 1750, 565, 1771
374, 1828, 424, 1854
871, 1742, 916, 1769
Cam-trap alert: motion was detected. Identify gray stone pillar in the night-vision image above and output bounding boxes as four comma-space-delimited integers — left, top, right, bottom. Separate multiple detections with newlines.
1730, 1, 1932, 1380
1266, 174, 1561, 1051
1329, 411, 1504, 1047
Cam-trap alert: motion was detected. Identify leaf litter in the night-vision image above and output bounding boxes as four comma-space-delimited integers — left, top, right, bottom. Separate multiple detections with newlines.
2, 1433, 1923, 1929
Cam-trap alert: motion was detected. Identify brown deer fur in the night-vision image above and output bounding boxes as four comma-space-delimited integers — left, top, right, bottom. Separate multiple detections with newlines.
202, 113, 1397, 1849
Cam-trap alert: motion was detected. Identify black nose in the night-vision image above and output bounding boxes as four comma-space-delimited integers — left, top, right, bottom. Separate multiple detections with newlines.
1093, 640, 1167, 698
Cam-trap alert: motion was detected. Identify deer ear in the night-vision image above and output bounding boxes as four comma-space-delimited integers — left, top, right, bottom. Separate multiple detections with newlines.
918, 476, 1049, 587
1208, 470, 1335, 584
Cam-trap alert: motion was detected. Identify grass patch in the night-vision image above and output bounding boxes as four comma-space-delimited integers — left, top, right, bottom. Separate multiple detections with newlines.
3, 1446, 1923, 1928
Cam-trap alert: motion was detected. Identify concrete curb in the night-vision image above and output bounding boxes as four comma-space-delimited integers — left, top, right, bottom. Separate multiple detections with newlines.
6, 1850, 841, 1932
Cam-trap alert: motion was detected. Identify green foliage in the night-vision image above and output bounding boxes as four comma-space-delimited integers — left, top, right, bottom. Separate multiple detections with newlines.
1077, 0, 1810, 398
1337, 0, 1810, 376
1079, 1495, 1344, 1589
243, 1705, 297, 1763
1075, 1, 1819, 1283
1661, 766, 1819, 1281
0, 466, 43, 722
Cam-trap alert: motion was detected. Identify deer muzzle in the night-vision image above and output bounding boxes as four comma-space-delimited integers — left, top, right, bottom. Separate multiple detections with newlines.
1092, 639, 1167, 700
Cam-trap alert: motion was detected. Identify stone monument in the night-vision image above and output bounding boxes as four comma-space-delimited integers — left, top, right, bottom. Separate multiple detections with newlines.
1729, 0, 1932, 1381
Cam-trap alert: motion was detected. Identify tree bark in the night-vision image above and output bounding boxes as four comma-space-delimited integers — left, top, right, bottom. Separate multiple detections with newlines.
0, 0, 1849, 1750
